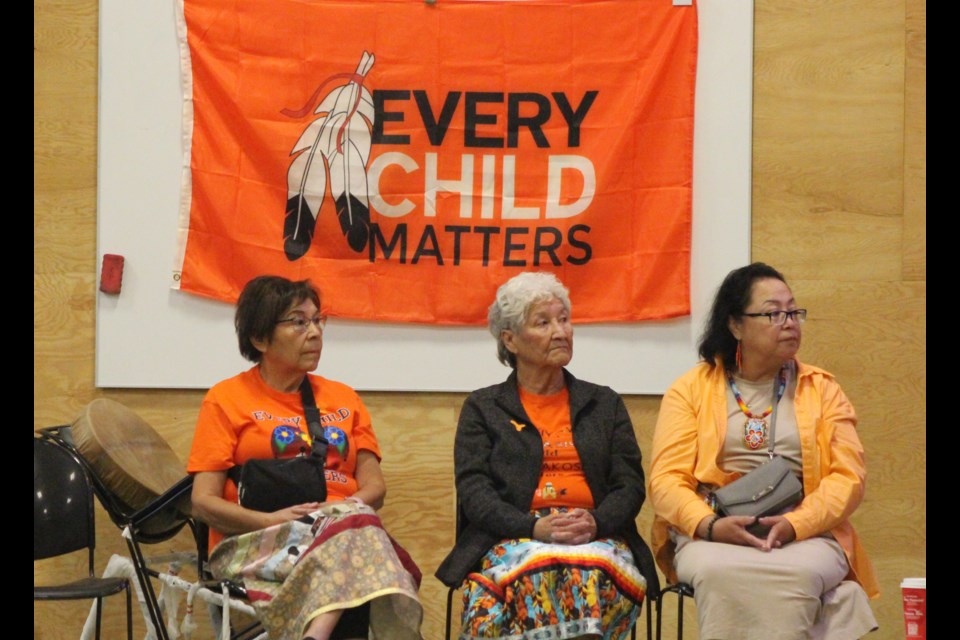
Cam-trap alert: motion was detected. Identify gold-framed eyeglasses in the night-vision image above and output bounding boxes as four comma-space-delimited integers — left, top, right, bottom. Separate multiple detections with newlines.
276, 315, 327, 333
741, 309, 807, 325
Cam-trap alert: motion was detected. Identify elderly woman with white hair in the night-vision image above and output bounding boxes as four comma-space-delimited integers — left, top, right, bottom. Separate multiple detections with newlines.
436, 271, 659, 640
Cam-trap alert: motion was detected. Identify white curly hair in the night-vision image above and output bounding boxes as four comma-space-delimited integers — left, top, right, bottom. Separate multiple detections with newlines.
488, 271, 572, 368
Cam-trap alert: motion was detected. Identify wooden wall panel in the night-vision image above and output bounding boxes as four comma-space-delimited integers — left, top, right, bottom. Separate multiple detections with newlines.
798, 280, 926, 636
904, 0, 926, 282
365, 391, 464, 636
753, 2, 905, 282
35, 0, 925, 638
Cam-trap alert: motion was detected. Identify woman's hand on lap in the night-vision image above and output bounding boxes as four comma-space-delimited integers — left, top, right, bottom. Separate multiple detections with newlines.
534, 509, 596, 545
555, 508, 596, 544
269, 502, 321, 526
759, 516, 796, 550
700, 515, 766, 549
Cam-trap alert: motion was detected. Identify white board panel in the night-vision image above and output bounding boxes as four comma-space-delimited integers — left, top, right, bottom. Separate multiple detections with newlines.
95, 0, 752, 393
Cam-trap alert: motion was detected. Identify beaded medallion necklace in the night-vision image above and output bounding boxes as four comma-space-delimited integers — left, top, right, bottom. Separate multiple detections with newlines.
727, 366, 788, 450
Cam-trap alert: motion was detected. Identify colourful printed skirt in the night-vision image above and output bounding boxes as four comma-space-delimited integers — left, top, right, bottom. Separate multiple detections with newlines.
207, 501, 423, 639
458, 536, 646, 640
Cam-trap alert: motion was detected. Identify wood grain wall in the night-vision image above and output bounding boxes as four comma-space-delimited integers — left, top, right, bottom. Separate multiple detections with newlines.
34, 1, 925, 638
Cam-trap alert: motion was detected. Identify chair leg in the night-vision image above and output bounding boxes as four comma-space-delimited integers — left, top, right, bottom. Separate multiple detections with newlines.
95, 597, 102, 640
445, 586, 455, 640
123, 530, 170, 640
677, 591, 684, 640
646, 593, 653, 640
125, 583, 134, 640
656, 583, 693, 640
656, 589, 668, 640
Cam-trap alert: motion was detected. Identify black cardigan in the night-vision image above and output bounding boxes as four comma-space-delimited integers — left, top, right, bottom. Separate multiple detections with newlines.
435, 369, 660, 598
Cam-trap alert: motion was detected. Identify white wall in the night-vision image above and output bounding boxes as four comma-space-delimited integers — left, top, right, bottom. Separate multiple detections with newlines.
95, 0, 752, 393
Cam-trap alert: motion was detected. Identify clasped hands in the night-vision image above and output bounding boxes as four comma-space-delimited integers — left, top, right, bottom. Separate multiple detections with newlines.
533, 508, 597, 545
269, 500, 347, 526
699, 514, 797, 551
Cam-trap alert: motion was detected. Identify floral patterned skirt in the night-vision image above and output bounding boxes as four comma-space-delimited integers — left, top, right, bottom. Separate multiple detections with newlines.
208, 501, 423, 639
458, 536, 646, 640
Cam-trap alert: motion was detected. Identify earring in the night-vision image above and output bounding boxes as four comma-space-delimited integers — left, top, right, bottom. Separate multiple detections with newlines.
735, 339, 742, 371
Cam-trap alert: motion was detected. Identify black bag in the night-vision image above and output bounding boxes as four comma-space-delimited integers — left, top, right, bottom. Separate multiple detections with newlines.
228, 378, 328, 512
231, 454, 327, 512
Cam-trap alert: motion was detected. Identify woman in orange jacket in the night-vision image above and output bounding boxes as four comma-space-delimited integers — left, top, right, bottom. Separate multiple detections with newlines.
649, 262, 879, 640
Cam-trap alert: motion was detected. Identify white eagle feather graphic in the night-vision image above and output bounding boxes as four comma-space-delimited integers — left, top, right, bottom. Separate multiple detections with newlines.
283, 51, 376, 260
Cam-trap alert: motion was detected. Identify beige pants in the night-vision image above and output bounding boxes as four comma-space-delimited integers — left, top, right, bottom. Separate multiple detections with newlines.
672, 532, 878, 640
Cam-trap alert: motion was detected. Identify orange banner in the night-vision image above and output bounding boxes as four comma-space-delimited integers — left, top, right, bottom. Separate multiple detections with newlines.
174, 0, 698, 325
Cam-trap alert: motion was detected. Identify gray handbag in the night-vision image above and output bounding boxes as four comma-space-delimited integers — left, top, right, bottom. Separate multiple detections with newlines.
712, 369, 803, 536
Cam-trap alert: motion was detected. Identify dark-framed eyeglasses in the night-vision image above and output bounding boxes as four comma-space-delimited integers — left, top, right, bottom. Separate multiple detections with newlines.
276, 315, 327, 333
741, 309, 807, 325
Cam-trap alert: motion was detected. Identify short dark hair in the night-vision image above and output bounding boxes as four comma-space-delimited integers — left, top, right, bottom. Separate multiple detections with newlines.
698, 262, 787, 371
235, 275, 321, 363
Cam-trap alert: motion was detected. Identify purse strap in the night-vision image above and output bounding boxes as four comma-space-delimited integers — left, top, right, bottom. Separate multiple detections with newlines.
226, 377, 328, 488
766, 362, 792, 458
299, 377, 329, 459
766, 372, 780, 459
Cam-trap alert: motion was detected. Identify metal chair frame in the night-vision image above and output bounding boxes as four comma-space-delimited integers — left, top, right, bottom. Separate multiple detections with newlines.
655, 582, 694, 640
34, 432, 134, 640
38, 426, 265, 640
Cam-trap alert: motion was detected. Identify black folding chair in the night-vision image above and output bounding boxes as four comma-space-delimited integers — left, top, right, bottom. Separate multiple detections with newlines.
656, 581, 695, 640
34, 432, 133, 640
443, 498, 468, 640
38, 425, 265, 640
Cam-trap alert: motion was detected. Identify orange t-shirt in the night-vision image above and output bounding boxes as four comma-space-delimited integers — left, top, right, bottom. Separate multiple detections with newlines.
520, 387, 594, 511
187, 367, 381, 548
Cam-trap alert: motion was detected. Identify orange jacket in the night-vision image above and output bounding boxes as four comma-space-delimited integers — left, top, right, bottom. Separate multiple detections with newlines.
649, 359, 880, 598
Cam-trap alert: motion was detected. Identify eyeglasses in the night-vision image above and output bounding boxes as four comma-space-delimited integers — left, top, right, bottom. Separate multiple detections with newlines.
276, 315, 327, 333
742, 309, 807, 325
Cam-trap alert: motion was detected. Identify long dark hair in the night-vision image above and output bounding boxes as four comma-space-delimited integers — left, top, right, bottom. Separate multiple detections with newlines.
698, 262, 787, 370
235, 275, 321, 363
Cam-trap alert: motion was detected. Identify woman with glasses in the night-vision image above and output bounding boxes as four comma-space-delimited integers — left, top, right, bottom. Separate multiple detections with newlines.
188, 275, 423, 640
649, 262, 879, 639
